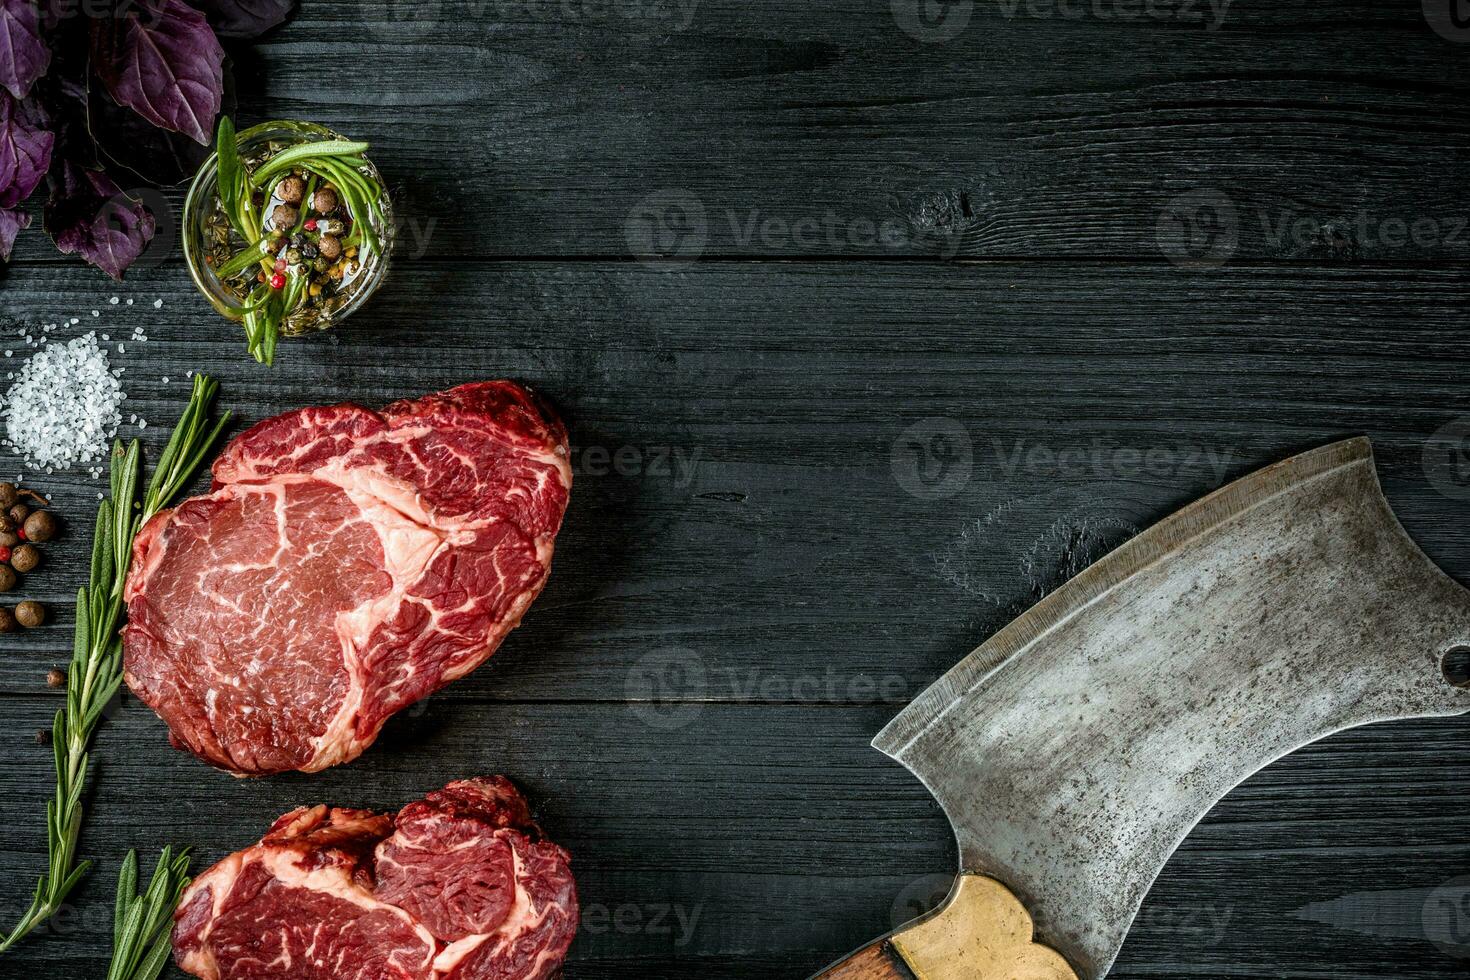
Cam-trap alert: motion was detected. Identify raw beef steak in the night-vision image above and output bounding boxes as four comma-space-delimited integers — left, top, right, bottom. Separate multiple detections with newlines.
123, 382, 571, 774
173, 777, 579, 980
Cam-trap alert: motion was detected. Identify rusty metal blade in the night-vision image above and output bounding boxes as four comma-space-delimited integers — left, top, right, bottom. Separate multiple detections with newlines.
874, 438, 1470, 979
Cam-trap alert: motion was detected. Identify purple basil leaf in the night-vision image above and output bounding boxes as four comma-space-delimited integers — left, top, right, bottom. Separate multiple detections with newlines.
87, 62, 235, 185
90, 0, 224, 145
44, 159, 157, 279
0, 92, 53, 208
189, 0, 295, 39
0, 0, 49, 100
0, 205, 29, 260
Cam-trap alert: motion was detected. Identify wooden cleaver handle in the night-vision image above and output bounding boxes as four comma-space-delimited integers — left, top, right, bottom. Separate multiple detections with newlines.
813, 874, 1078, 980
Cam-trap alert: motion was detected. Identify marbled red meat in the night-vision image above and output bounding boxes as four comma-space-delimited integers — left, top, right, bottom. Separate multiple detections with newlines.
122, 382, 571, 775
173, 778, 579, 980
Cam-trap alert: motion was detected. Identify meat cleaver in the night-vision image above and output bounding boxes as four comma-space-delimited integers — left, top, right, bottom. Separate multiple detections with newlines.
816, 438, 1470, 980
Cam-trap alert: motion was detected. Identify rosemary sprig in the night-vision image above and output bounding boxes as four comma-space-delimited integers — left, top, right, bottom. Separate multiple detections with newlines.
0, 375, 229, 955
105, 848, 192, 980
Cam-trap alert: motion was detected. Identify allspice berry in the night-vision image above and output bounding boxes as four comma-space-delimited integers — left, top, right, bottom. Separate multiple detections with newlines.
34, 729, 49, 746
15, 600, 44, 628
0, 607, 15, 633
0, 482, 17, 509
271, 203, 300, 231
8, 503, 29, 526
312, 187, 339, 214
0, 530, 17, 548
10, 543, 39, 573
23, 510, 57, 543
46, 668, 66, 689
0, 566, 15, 592
276, 175, 306, 205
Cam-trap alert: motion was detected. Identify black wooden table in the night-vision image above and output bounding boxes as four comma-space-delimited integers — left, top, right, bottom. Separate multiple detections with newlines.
3, 2, 1470, 977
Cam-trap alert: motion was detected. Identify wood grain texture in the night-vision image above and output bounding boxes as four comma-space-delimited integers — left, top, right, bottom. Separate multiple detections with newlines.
10, 0, 1470, 263
3, 0, 1470, 975
3, 262, 1470, 705
815, 941, 915, 980
0, 262, 1468, 976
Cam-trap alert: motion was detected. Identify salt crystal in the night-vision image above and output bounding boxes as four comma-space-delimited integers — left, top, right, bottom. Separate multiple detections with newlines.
139, 419, 147, 429
126, 299, 134, 306
0, 333, 126, 470
153, 299, 163, 309
90, 310, 99, 317
162, 376, 169, 384
109, 297, 119, 305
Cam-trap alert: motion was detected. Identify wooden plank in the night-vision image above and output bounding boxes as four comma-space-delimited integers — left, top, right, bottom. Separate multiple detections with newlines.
8, 0, 1470, 263
2, 263, 1469, 976
2, 261, 1469, 704
0, 698, 1467, 977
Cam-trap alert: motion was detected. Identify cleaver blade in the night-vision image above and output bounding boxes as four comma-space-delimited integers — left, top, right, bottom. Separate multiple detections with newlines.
816, 438, 1470, 980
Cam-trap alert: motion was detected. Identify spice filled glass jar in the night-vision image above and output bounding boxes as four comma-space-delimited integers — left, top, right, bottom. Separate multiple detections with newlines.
182, 119, 394, 364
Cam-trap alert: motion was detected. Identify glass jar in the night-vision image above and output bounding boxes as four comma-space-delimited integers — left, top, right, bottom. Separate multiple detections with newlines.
181, 120, 394, 340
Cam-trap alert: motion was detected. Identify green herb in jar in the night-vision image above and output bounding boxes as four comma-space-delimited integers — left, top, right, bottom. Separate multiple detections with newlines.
203, 117, 390, 366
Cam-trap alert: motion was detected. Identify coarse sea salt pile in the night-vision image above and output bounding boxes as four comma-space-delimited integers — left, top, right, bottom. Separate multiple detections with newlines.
1, 332, 125, 472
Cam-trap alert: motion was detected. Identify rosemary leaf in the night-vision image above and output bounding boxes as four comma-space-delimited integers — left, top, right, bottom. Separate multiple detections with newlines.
249, 139, 371, 186
215, 116, 242, 239
113, 847, 138, 949
104, 847, 191, 980
0, 377, 228, 957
